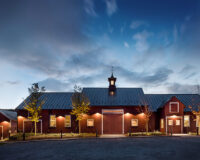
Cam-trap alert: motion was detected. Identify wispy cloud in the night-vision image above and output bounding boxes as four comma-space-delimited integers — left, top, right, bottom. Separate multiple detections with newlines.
133, 30, 153, 52
5, 81, 20, 85
124, 41, 129, 48
130, 21, 148, 29
105, 0, 117, 16
84, 0, 97, 17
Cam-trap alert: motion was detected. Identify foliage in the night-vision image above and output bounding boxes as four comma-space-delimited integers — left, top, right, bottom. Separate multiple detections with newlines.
71, 85, 90, 134
138, 103, 153, 133
188, 91, 200, 134
129, 131, 165, 136
24, 83, 45, 136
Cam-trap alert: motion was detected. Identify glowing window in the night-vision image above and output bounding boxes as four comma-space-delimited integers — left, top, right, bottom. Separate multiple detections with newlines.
184, 115, 190, 127
160, 119, 164, 128
111, 80, 114, 85
176, 120, 180, 126
168, 120, 173, 126
196, 116, 200, 127
87, 119, 94, 127
50, 115, 56, 127
65, 115, 71, 127
131, 119, 138, 127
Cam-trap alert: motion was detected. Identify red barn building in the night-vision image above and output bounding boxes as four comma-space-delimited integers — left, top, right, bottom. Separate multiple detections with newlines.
16, 74, 200, 135
0, 110, 17, 139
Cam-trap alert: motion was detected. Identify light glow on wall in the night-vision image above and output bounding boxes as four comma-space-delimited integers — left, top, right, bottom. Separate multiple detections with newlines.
96, 113, 100, 116
57, 116, 64, 119
17, 116, 23, 119
171, 115, 177, 118
125, 113, 130, 116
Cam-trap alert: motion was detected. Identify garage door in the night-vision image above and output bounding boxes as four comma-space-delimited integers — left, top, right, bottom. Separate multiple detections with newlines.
102, 109, 124, 134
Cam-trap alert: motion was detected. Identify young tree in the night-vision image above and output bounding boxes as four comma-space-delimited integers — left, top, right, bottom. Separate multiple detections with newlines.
189, 85, 200, 134
24, 83, 45, 136
139, 104, 152, 133
71, 85, 90, 134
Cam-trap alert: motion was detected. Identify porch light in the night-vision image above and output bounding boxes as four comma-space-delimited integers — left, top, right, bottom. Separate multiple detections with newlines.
18, 116, 23, 119
2, 121, 9, 124
96, 113, 100, 116
57, 116, 64, 119
125, 113, 130, 116
171, 115, 177, 118
140, 113, 145, 116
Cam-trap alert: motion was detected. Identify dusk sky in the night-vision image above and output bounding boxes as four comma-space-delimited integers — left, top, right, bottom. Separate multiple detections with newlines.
0, 0, 200, 109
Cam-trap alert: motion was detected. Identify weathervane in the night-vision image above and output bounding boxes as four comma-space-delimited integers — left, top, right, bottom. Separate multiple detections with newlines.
111, 66, 114, 75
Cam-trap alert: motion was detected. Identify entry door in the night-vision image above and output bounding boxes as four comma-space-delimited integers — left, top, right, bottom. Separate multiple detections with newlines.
103, 114, 123, 134
167, 118, 182, 134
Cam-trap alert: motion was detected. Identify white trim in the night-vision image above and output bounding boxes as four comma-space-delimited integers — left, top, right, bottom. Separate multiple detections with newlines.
101, 110, 103, 135
23, 119, 42, 134
101, 109, 124, 134
169, 102, 179, 113
165, 116, 183, 134
0, 126, 3, 140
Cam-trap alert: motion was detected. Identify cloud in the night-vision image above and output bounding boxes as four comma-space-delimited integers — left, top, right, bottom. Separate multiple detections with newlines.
167, 83, 199, 94
124, 42, 129, 48
116, 66, 173, 85
5, 81, 20, 85
84, 0, 97, 17
130, 21, 148, 29
0, 0, 91, 77
133, 30, 153, 52
105, 0, 117, 16
38, 78, 71, 91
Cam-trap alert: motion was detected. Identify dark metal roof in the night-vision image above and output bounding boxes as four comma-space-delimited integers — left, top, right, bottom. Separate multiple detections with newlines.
16, 89, 200, 112
0, 110, 17, 120
145, 94, 200, 111
16, 92, 73, 110
82, 88, 147, 106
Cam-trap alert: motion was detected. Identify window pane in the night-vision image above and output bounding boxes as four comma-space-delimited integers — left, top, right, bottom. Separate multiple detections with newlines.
176, 120, 180, 125
196, 116, 200, 127
65, 115, 71, 127
168, 120, 173, 126
161, 119, 164, 128
184, 115, 190, 127
50, 115, 56, 127
131, 119, 138, 127
87, 119, 94, 127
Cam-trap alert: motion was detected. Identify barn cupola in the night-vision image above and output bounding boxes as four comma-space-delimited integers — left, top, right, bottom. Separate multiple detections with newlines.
108, 67, 117, 95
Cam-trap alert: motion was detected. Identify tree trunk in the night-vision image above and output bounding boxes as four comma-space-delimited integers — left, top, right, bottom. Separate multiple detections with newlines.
146, 119, 149, 133
79, 120, 81, 134
34, 121, 37, 136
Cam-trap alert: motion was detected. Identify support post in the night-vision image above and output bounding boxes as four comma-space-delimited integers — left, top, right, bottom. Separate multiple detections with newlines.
61, 130, 63, 139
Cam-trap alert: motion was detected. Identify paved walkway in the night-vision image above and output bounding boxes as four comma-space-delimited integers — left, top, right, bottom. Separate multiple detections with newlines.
1, 137, 200, 160
100, 134, 126, 138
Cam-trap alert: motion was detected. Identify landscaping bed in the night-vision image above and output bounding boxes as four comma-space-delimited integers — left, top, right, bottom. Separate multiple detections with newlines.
9, 133, 97, 141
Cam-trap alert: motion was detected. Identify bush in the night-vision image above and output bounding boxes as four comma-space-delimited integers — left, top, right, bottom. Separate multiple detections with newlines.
129, 131, 165, 136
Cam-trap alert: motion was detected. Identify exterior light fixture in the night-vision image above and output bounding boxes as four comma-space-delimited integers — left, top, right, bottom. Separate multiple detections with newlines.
171, 115, 177, 118
96, 113, 100, 116
57, 116, 63, 119
125, 113, 130, 116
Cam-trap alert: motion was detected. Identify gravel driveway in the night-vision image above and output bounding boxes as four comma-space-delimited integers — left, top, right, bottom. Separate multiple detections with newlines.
1, 137, 200, 160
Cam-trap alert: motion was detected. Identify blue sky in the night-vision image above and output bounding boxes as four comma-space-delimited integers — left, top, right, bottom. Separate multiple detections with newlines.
0, 0, 200, 109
